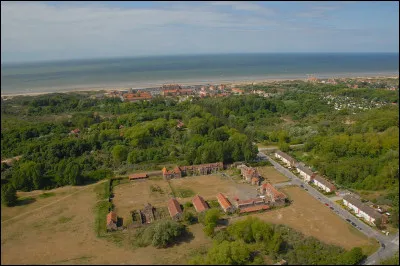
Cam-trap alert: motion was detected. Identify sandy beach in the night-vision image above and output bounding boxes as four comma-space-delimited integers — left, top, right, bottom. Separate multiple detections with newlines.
1, 73, 398, 98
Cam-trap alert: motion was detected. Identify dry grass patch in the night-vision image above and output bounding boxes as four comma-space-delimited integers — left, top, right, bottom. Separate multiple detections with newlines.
1, 181, 213, 265
232, 186, 378, 254
112, 179, 173, 223
257, 166, 289, 184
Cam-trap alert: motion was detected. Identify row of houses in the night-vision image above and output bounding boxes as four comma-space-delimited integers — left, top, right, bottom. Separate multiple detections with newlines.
274, 151, 336, 193
162, 162, 224, 179
343, 195, 386, 226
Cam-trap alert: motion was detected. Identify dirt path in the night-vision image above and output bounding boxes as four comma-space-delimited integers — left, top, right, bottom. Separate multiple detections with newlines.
1, 180, 107, 224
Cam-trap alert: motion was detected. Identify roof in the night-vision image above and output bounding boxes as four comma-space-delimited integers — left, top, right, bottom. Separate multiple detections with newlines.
275, 150, 297, 164
237, 197, 264, 206
251, 177, 260, 182
192, 195, 209, 212
129, 173, 148, 179
313, 175, 336, 190
239, 205, 269, 213
296, 163, 314, 176
216, 193, 232, 210
343, 195, 382, 220
262, 183, 287, 200
168, 198, 182, 217
107, 211, 117, 224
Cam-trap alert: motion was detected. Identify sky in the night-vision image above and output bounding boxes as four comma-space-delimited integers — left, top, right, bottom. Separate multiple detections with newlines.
1, 1, 399, 63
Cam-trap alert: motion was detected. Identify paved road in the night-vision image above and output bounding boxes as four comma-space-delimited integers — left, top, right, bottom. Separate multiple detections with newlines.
257, 150, 399, 265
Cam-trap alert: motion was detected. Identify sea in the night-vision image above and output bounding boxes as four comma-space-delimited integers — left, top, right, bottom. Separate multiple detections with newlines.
1, 53, 399, 95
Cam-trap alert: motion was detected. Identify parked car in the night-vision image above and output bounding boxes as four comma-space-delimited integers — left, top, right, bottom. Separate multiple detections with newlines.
325, 203, 329, 206
346, 219, 351, 222
300, 185, 304, 188
330, 207, 334, 210
305, 188, 308, 191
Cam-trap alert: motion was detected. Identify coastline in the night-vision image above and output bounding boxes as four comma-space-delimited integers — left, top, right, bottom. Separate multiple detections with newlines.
1, 72, 398, 97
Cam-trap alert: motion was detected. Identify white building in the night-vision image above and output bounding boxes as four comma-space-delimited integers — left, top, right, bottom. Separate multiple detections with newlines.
312, 175, 336, 193
296, 163, 315, 181
343, 195, 382, 226
274, 150, 297, 167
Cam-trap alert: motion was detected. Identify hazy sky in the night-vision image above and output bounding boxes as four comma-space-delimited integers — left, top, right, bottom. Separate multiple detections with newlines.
1, 1, 399, 63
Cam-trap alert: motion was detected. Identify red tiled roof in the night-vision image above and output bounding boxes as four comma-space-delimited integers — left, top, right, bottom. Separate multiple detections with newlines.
216, 193, 232, 210
192, 195, 209, 212
239, 205, 269, 213
107, 211, 117, 224
129, 173, 148, 180
262, 183, 287, 200
252, 177, 259, 182
168, 198, 182, 217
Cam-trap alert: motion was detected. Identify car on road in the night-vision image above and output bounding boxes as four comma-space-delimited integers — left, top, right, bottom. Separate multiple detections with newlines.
305, 188, 308, 191
351, 222, 356, 226
330, 207, 334, 210
300, 184, 304, 188
381, 243, 385, 248
325, 203, 329, 206
346, 219, 351, 222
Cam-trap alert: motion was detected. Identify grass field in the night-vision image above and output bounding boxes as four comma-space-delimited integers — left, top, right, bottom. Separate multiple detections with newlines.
112, 179, 174, 223
231, 186, 379, 255
257, 166, 289, 184
1, 181, 213, 265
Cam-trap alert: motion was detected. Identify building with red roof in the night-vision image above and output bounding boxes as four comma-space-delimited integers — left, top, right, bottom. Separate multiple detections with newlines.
192, 195, 209, 213
106, 211, 117, 231
216, 193, 234, 213
128, 173, 149, 181
260, 183, 287, 205
168, 198, 183, 220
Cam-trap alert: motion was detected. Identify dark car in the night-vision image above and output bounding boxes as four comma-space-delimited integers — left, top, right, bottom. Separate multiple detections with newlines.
346, 219, 351, 222
351, 222, 356, 226
381, 243, 385, 248
330, 207, 334, 210
300, 184, 304, 188
305, 188, 308, 191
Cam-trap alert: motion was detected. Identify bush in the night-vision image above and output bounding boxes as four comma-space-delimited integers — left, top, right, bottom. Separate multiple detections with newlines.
133, 219, 186, 248
1, 184, 17, 207
183, 211, 197, 225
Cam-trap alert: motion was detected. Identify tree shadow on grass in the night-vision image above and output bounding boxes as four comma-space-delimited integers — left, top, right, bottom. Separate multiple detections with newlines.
164, 230, 195, 248
15, 197, 36, 206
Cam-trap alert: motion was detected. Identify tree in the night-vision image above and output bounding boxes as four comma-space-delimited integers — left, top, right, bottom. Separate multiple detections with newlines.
339, 247, 365, 265
1, 184, 17, 207
151, 220, 186, 248
112, 145, 128, 164
183, 211, 196, 225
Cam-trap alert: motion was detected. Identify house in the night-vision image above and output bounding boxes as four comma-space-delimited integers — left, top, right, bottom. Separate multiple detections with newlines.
216, 193, 234, 213
251, 177, 260, 186
260, 183, 287, 205
238, 164, 260, 183
128, 173, 149, 181
162, 167, 182, 179
343, 195, 383, 226
140, 203, 155, 224
312, 175, 336, 193
192, 195, 209, 213
179, 162, 223, 176
231, 88, 244, 94
106, 211, 117, 231
176, 120, 185, 129
122, 92, 152, 102
296, 163, 315, 181
235, 198, 265, 209
239, 205, 270, 214
168, 198, 183, 220
274, 151, 297, 167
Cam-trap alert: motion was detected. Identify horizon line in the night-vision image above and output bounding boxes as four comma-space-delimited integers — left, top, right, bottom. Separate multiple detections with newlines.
2, 51, 399, 66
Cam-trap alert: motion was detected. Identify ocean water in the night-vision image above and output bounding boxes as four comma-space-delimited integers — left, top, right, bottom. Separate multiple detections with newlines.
1, 53, 399, 94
